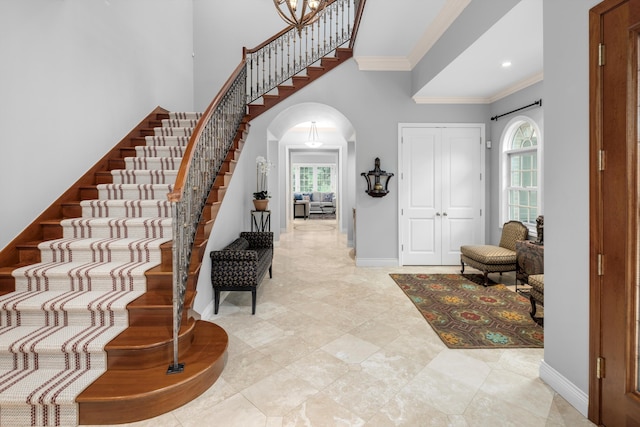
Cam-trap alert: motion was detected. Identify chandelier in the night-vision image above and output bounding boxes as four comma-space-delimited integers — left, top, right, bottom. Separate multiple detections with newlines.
305, 121, 323, 148
273, 0, 328, 35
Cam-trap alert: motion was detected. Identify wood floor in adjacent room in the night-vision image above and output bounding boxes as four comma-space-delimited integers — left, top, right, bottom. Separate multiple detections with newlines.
84, 219, 594, 426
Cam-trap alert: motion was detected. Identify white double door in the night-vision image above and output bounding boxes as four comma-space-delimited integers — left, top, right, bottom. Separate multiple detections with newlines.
399, 125, 484, 265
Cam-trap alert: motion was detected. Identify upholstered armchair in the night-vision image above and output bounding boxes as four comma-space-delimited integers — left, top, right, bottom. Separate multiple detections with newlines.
460, 220, 529, 286
528, 274, 544, 325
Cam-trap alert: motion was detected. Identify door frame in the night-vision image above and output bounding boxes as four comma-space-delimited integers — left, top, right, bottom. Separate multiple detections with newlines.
397, 123, 486, 266
589, 0, 640, 424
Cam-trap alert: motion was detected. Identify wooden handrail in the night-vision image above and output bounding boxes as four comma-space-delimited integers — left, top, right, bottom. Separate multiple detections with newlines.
350, 0, 366, 49
244, 0, 340, 55
168, 59, 247, 203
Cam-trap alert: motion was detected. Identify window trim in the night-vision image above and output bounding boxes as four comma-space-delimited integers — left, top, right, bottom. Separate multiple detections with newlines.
291, 163, 336, 193
499, 116, 543, 235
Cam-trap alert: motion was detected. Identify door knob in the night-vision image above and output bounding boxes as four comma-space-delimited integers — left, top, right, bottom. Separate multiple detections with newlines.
443, 212, 448, 216
436, 212, 441, 216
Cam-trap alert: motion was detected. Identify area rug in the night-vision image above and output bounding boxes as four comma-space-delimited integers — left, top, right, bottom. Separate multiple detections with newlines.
390, 273, 543, 349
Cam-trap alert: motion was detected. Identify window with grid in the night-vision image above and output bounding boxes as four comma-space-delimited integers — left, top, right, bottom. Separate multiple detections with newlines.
292, 164, 335, 193
503, 120, 540, 228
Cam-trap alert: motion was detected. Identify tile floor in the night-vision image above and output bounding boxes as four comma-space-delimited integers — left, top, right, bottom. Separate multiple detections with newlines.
89, 219, 595, 427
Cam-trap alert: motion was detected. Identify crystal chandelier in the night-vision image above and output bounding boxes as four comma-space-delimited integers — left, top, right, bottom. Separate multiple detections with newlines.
305, 121, 323, 148
273, 0, 328, 35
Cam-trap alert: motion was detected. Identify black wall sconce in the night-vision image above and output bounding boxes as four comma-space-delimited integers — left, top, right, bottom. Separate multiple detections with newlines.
361, 157, 394, 198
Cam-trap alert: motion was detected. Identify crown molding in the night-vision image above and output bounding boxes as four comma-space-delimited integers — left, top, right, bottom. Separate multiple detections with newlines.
413, 72, 544, 105
488, 71, 544, 103
354, 56, 411, 71
412, 96, 491, 104
407, 0, 471, 68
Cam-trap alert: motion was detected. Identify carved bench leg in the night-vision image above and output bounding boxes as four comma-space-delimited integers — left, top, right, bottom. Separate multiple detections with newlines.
460, 260, 465, 274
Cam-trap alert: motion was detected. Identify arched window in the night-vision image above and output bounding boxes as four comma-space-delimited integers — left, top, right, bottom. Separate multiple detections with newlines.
501, 118, 542, 232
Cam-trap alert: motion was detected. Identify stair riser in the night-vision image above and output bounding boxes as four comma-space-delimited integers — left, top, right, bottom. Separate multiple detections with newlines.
161, 119, 199, 128
111, 170, 178, 185
97, 184, 174, 201
106, 325, 194, 370
80, 202, 172, 218
124, 158, 181, 171
135, 146, 185, 157
61, 220, 172, 239
153, 127, 193, 137
37, 239, 169, 264
1, 306, 129, 325
0, 348, 106, 372
144, 135, 190, 147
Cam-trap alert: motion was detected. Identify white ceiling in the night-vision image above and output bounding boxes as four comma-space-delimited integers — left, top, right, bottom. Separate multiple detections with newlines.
354, 0, 543, 104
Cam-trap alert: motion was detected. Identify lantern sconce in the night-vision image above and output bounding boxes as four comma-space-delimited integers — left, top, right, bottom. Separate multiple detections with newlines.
361, 157, 394, 198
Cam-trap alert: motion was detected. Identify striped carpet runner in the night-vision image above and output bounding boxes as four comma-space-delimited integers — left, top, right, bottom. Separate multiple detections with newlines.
0, 112, 200, 426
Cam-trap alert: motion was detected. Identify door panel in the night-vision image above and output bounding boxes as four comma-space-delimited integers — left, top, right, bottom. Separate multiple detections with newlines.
441, 128, 482, 264
400, 126, 482, 265
590, 0, 640, 424
402, 128, 441, 264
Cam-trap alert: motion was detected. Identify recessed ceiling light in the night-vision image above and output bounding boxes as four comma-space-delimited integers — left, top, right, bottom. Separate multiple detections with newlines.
502, 61, 512, 68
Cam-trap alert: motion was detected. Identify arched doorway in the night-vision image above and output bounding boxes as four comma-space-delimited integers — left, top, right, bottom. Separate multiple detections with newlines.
266, 102, 356, 245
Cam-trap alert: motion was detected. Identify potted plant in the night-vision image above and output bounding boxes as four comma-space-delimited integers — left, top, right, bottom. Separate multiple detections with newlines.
253, 156, 272, 211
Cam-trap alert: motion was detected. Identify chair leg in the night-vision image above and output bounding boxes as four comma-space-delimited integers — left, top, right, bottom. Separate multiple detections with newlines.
251, 289, 257, 315
482, 271, 489, 286
529, 295, 537, 318
269, 264, 272, 279
460, 260, 465, 274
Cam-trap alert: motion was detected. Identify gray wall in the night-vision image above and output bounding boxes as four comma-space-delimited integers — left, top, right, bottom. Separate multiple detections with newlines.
488, 81, 544, 245
541, 0, 599, 405
0, 0, 195, 249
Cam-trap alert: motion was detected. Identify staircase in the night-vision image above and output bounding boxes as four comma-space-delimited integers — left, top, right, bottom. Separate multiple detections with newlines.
0, 110, 246, 425
0, 0, 366, 424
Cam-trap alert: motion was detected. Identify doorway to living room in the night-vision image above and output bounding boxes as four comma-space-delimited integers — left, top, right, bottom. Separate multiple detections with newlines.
267, 102, 356, 246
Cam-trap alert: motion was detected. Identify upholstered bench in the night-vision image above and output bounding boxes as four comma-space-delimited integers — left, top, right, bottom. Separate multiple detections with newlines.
528, 274, 544, 325
210, 231, 273, 315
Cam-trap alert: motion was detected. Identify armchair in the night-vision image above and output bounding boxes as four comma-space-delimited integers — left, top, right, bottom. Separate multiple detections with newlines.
460, 220, 529, 286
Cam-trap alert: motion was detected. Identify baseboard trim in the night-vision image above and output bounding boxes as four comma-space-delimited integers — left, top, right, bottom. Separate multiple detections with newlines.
355, 258, 398, 267
539, 360, 589, 417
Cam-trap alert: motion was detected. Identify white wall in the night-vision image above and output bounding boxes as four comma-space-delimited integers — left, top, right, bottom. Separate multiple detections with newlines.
0, 0, 194, 249
541, 0, 599, 414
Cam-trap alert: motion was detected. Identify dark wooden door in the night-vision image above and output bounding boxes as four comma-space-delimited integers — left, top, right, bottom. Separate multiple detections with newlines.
590, 0, 640, 424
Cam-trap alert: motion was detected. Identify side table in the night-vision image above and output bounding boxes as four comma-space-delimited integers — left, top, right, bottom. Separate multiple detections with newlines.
515, 240, 544, 293
251, 210, 271, 232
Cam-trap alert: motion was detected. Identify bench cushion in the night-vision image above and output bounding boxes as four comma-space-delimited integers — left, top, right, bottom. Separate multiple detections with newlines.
460, 245, 516, 265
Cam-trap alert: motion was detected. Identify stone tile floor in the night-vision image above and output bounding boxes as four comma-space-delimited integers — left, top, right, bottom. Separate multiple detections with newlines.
87, 219, 594, 426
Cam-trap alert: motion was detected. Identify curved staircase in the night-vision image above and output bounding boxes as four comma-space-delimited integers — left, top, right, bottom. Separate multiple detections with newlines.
0, 109, 245, 425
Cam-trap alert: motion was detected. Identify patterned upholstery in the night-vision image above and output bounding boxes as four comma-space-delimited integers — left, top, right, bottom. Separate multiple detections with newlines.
210, 231, 273, 314
528, 274, 544, 324
460, 221, 528, 285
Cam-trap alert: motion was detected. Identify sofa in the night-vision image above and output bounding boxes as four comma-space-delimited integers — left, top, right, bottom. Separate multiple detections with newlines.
210, 231, 273, 315
293, 191, 335, 217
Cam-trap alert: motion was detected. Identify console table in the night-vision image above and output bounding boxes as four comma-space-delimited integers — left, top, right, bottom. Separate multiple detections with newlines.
515, 240, 544, 293
251, 210, 271, 232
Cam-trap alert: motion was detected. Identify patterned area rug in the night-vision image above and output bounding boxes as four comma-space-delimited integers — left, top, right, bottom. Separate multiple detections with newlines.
390, 273, 543, 349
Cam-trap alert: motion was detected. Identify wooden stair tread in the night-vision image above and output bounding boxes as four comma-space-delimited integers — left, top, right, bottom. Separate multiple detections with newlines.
77, 320, 228, 425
